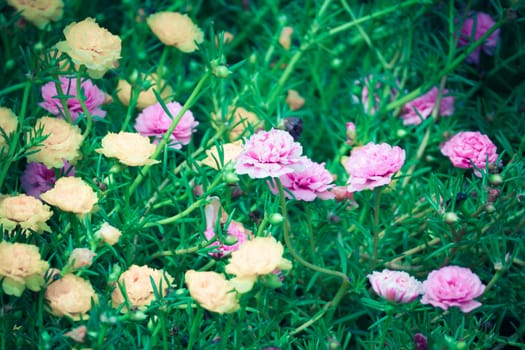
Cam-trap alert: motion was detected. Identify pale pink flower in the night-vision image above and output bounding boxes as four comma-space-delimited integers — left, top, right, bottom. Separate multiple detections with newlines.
344, 142, 405, 192
346, 122, 356, 146
134, 101, 198, 149
458, 12, 500, 64
40, 76, 106, 121
400, 87, 455, 126
235, 129, 307, 179
440, 131, 499, 177
368, 269, 423, 303
268, 158, 335, 201
21, 161, 75, 199
421, 265, 485, 313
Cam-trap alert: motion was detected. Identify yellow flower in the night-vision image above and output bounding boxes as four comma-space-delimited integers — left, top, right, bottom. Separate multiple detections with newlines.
7, 0, 63, 29
0, 194, 53, 235
0, 241, 49, 296
27, 116, 83, 168
96, 132, 159, 167
0, 107, 18, 155
201, 140, 243, 170
279, 26, 294, 50
185, 270, 239, 314
285, 89, 305, 111
41, 177, 98, 215
67, 248, 96, 270
45, 274, 97, 320
147, 12, 204, 53
94, 222, 122, 245
225, 236, 292, 293
55, 17, 122, 79
212, 106, 263, 141
111, 265, 173, 312
116, 74, 173, 110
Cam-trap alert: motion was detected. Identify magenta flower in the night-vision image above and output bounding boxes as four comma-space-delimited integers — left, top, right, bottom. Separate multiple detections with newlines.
20, 161, 76, 199
344, 142, 405, 192
268, 158, 335, 201
440, 131, 499, 177
40, 76, 107, 121
134, 101, 199, 149
235, 129, 307, 179
368, 269, 423, 303
458, 12, 500, 64
400, 87, 455, 126
421, 265, 485, 313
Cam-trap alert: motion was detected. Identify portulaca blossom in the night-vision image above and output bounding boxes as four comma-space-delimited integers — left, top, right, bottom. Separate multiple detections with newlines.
368, 269, 423, 303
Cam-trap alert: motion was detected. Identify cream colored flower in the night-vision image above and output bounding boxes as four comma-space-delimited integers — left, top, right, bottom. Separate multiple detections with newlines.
41, 177, 98, 215
285, 89, 305, 111
0, 107, 18, 154
185, 270, 239, 314
55, 17, 122, 79
7, 0, 63, 29
201, 140, 243, 170
0, 241, 49, 296
212, 106, 263, 141
214, 31, 234, 46
111, 265, 173, 312
45, 273, 97, 320
279, 26, 294, 50
64, 325, 87, 343
0, 194, 53, 235
96, 132, 159, 166
147, 12, 204, 53
116, 74, 173, 110
94, 222, 122, 245
225, 236, 292, 293
27, 116, 83, 168
67, 248, 96, 270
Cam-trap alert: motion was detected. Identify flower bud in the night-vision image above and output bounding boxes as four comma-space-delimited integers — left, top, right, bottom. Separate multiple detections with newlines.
331, 58, 342, 69
260, 272, 283, 289
485, 203, 496, 213
130, 310, 148, 321
396, 129, 408, 138
223, 234, 239, 246
489, 174, 503, 186
5, 59, 15, 71
213, 65, 232, 79
444, 212, 459, 224
223, 172, 239, 184
268, 213, 284, 225
67, 248, 96, 270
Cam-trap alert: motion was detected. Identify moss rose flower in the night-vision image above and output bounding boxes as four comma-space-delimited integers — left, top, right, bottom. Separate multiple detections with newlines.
421, 265, 485, 313
41, 177, 98, 215
400, 87, 455, 126
185, 270, 240, 314
0, 193, 53, 235
27, 116, 83, 168
134, 101, 199, 149
97, 132, 159, 166
440, 131, 499, 177
7, 0, 63, 29
111, 265, 173, 312
212, 106, 263, 141
94, 222, 122, 245
20, 161, 75, 199
147, 12, 204, 52
116, 74, 173, 110
344, 142, 405, 192
55, 17, 121, 79
201, 141, 243, 170
0, 107, 18, 155
45, 273, 97, 320
235, 129, 307, 179
0, 242, 49, 296
458, 12, 500, 64
368, 269, 423, 303
225, 236, 292, 293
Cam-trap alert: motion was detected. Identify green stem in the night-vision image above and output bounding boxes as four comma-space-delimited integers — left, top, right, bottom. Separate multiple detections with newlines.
126, 71, 212, 200
76, 71, 93, 138
0, 82, 26, 96
187, 307, 204, 350
0, 81, 31, 190
371, 188, 382, 269
150, 240, 214, 259
53, 76, 73, 123
276, 179, 349, 330
143, 197, 208, 227
121, 85, 139, 131
219, 314, 234, 350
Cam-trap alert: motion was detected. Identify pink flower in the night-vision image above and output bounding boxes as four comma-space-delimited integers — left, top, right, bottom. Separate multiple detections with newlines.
421, 265, 485, 313
203, 197, 250, 258
21, 161, 75, 199
400, 87, 455, 126
235, 129, 307, 179
135, 101, 199, 149
40, 76, 107, 121
268, 158, 335, 201
440, 131, 499, 177
458, 12, 500, 64
368, 269, 423, 303
344, 142, 405, 192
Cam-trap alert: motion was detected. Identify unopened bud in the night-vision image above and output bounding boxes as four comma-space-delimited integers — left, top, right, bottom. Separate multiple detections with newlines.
485, 203, 496, 213
327, 337, 341, 350
130, 311, 148, 321
223, 234, 239, 246
396, 129, 408, 138
268, 213, 284, 225
213, 65, 232, 78
331, 58, 343, 69
33, 42, 44, 52
5, 59, 15, 71
223, 172, 239, 184
489, 174, 503, 186
129, 69, 139, 84
444, 212, 459, 224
